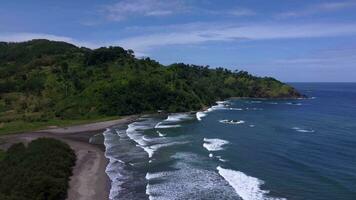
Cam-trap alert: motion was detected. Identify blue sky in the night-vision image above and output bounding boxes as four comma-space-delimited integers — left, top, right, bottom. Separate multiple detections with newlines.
1, 0, 356, 82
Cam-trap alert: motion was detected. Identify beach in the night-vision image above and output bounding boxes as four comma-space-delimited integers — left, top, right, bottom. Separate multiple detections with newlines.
0, 115, 138, 200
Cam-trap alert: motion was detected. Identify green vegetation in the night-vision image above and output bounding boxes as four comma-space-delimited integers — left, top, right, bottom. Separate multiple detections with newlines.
0, 138, 76, 200
0, 149, 5, 161
0, 39, 303, 134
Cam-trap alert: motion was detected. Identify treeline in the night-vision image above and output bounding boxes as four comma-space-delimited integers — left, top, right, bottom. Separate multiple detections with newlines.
0, 138, 76, 200
0, 39, 302, 123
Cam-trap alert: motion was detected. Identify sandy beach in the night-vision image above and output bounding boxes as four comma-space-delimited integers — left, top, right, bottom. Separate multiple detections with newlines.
0, 115, 138, 200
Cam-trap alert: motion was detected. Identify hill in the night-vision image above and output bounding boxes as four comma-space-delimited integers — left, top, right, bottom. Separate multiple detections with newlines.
0, 39, 302, 133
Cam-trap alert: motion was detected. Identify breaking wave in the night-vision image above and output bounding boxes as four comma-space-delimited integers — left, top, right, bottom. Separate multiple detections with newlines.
219, 119, 245, 125
203, 138, 229, 151
217, 166, 286, 200
292, 127, 315, 133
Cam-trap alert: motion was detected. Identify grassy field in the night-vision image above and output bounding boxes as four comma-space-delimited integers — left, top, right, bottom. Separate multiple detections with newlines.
0, 116, 120, 136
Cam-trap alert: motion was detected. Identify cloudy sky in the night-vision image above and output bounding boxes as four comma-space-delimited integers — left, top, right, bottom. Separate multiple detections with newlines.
1, 0, 356, 82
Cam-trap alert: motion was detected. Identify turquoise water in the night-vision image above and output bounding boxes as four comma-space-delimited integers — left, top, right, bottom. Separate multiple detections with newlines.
104, 83, 356, 200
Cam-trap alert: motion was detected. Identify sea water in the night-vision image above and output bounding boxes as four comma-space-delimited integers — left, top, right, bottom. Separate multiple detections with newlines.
103, 83, 356, 200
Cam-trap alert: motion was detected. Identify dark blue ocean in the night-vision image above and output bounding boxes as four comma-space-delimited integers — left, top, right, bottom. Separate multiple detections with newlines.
103, 83, 356, 200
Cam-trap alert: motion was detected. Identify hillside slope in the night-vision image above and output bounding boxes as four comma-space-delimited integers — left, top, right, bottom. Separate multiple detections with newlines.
0, 39, 302, 124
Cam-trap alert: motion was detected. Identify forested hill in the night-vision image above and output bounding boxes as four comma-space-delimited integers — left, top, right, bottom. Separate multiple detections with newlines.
0, 39, 302, 122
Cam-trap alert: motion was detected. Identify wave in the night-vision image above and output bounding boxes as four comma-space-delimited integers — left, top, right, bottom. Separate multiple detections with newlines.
156, 130, 166, 137
155, 113, 192, 128
146, 152, 240, 200
246, 107, 263, 111
207, 101, 229, 112
219, 119, 245, 125
196, 111, 207, 121
292, 127, 315, 133
103, 128, 127, 200
166, 113, 193, 122
154, 123, 181, 129
126, 120, 159, 158
217, 166, 286, 200
249, 100, 262, 104
146, 141, 189, 158
203, 138, 229, 151
196, 101, 242, 121
126, 118, 190, 158
229, 108, 243, 111
286, 102, 302, 106
268, 102, 278, 105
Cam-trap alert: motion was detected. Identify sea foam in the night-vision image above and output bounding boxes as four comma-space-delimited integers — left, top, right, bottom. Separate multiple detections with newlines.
156, 130, 166, 137
146, 152, 240, 200
196, 111, 207, 121
292, 127, 315, 133
203, 138, 229, 151
217, 166, 286, 200
219, 119, 245, 125
155, 113, 192, 128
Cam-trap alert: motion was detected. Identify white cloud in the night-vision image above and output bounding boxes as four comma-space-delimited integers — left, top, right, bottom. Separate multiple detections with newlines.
116, 22, 356, 52
273, 45, 356, 68
228, 8, 256, 16
316, 2, 356, 11
103, 0, 185, 21
278, 1, 356, 18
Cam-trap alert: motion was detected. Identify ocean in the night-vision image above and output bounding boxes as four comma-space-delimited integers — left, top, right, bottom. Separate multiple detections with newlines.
102, 83, 356, 200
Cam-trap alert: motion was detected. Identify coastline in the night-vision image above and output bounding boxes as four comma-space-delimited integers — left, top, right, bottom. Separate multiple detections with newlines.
0, 115, 139, 200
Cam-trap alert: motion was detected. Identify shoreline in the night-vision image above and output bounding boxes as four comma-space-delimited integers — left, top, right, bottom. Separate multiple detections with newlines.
0, 115, 139, 200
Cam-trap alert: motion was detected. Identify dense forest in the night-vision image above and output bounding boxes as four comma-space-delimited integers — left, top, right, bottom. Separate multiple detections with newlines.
0, 138, 76, 200
0, 39, 302, 127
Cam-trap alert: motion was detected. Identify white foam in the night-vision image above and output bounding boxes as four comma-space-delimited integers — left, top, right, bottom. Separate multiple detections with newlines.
249, 125, 255, 128
126, 121, 156, 157
156, 130, 166, 137
204, 101, 242, 113
219, 119, 245, 125
206, 101, 230, 112
146, 152, 241, 200
286, 102, 302, 106
165, 113, 193, 122
292, 127, 315, 133
103, 128, 126, 200
145, 141, 188, 158
155, 113, 192, 129
209, 153, 213, 158
217, 166, 286, 200
143, 140, 188, 158
203, 138, 229, 151
196, 111, 207, 121
155, 124, 181, 129
230, 108, 243, 111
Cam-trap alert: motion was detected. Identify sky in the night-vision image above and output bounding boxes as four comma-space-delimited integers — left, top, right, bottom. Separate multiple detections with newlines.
1, 0, 356, 82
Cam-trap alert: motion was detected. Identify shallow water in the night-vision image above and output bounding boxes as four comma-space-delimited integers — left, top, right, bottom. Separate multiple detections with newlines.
104, 83, 356, 200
